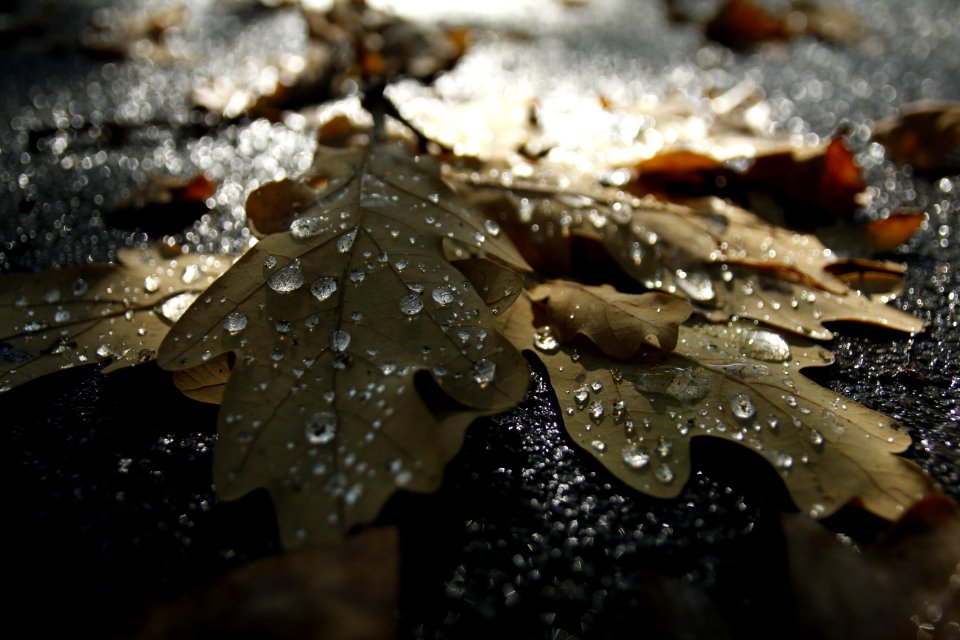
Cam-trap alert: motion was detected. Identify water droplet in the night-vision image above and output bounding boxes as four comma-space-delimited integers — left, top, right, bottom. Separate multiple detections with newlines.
773, 451, 794, 471
782, 394, 798, 408
72, 278, 88, 297
330, 330, 351, 352
223, 312, 248, 334
264, 255, 278, 269
268, 260, 304, 293
349, 268, 365, 284
730, 393, 756, 420
400, 293, 424, 316
588, 401, 604, 422
573, 386, 589, 405
427, 192, 440, 203
305, 411, 337, 444
484, 219, 501, 237
337, 228, 358, 253
96, 344, 114, 359
54, 309, 71, 323
158, 292, 199, 324
741, 329, 791, 362
534, 326, 559, 353
656, 437, 673, 459
311, 276, 337, 301
622, 446, 651, 469
591, 440, 607, 452
432, 284, 456, 306
655, 465, 675, 484
290, 216, 326, 239
765, 416, 779, 431
674, 269, 715, 302
143, 275, 160, 293
590, 380, 603, 393
276, 320, 291, 333
808, 429, 824, 448
472, 359, 496, 388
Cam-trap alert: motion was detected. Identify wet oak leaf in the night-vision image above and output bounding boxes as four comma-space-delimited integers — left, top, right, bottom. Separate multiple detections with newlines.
529, 281, 693, 355
157, 141, 531, 547
459, 177, 923, 339
0, 247, 230, 393
498, 288, 935, 521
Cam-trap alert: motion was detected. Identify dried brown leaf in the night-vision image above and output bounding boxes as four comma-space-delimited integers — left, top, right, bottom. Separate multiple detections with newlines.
499, 287, 935, 521
873, 101, 960, 172
158, 142, 531, 547
0, 247, 230, 393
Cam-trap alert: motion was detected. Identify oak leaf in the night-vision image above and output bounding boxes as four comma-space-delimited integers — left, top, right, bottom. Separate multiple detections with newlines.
157, 142, 531, 547
498, 283, 935, 521
0, 247, 230, 393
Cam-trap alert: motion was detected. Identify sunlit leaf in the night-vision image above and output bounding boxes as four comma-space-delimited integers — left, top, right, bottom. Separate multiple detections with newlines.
0, 247, 230, 393
158, 142, 531, 547
499, 286, 935, 521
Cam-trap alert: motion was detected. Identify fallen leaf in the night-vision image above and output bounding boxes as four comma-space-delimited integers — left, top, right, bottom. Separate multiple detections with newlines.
529, 281, 693, 355
0, 247, 230, 393
498, 285, 935, 521
872, 101, 960, 172
158, 142, 531, 547
135, 526, 399, 640
783, 495, 960, 640
459, 175, 923, 339
105, 173, 217, 237
703, 0, 862, 48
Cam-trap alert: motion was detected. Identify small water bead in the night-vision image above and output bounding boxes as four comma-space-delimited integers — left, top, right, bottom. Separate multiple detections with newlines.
53, 309, 71, 323
290, 216, 326, 239
612, 400, 626, 423
656, 437, 673, 459
349, 268, 365, 284
276, 320, 291, 333
591, 440, 607, 452
223, 311, 248, 334
674, 269, 715, 302
336, 228, 358, 253
590, 380, 603, 393
304, 314, 319, 329
808, 429, 825, 448
264, 255, 278, 269
655, 465, 675, 484
773, 451, 794, 471
268, 260, 304, 293
72, 278, 89, 297
622, 446, 651, 469
471, 358, 496, 388
730, 393, 756, 420
533, 326, 560, 353
400, 293, 424, 316
305, 411, 337, 445
432, 284, 456, 306
311, 277, 337, 301
330, 330, 351, 352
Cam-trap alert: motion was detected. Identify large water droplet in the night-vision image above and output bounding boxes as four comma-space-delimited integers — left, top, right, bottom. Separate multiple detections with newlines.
400, 293, 424, 316
432, 284, 456, 306
290, 216, 326, 239
330, 330, 351, 352
223, 311, 248, 334
472, 358, 496, 388
311, 276, 337, 301
143, 275, 160, 293
305, 411, 337, 445
573, 386, 589, 405
268, 260, 304, 293
534, 326, 559, 353
337, 228, 358, 253
622, 446, 651, 469
741, 329, 791, 362
591, 440, 607, 452
674, 269, 715, 302
730, 393, 756, 420
655, 465, 675, 484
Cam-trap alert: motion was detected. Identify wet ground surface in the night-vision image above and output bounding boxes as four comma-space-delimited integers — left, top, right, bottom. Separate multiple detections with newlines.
2, 1, 959, 638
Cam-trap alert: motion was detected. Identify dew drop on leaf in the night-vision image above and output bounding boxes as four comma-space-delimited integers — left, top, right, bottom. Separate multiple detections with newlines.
655, 465, 675, 484
54, 310, 71, 323
72, 278, 89, 297
591, 440, 607, 452
400, 293, 424, 316
589, 400, 604, 422
656, 437, 673, 459
143, 275, 160, 293
264, 255, 278, 269
730, 393, 756, 420
573, 386, 589, 405
290, 216, 326, 239
484, 219, 501, 237
741, 329, 792, 362
223, 311, 248, 334
808, 429, 825, 448
305, 411, 337, 445
330, 330, 351, 352
674, 269, 715, 302
268, 260, 304, 293
533, 326, 560, 353
431, 284, 456, 306
622, 446, 651, 469
311, 276, 338, 302
337, 228, 358, 253
471, 358, 496, 388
